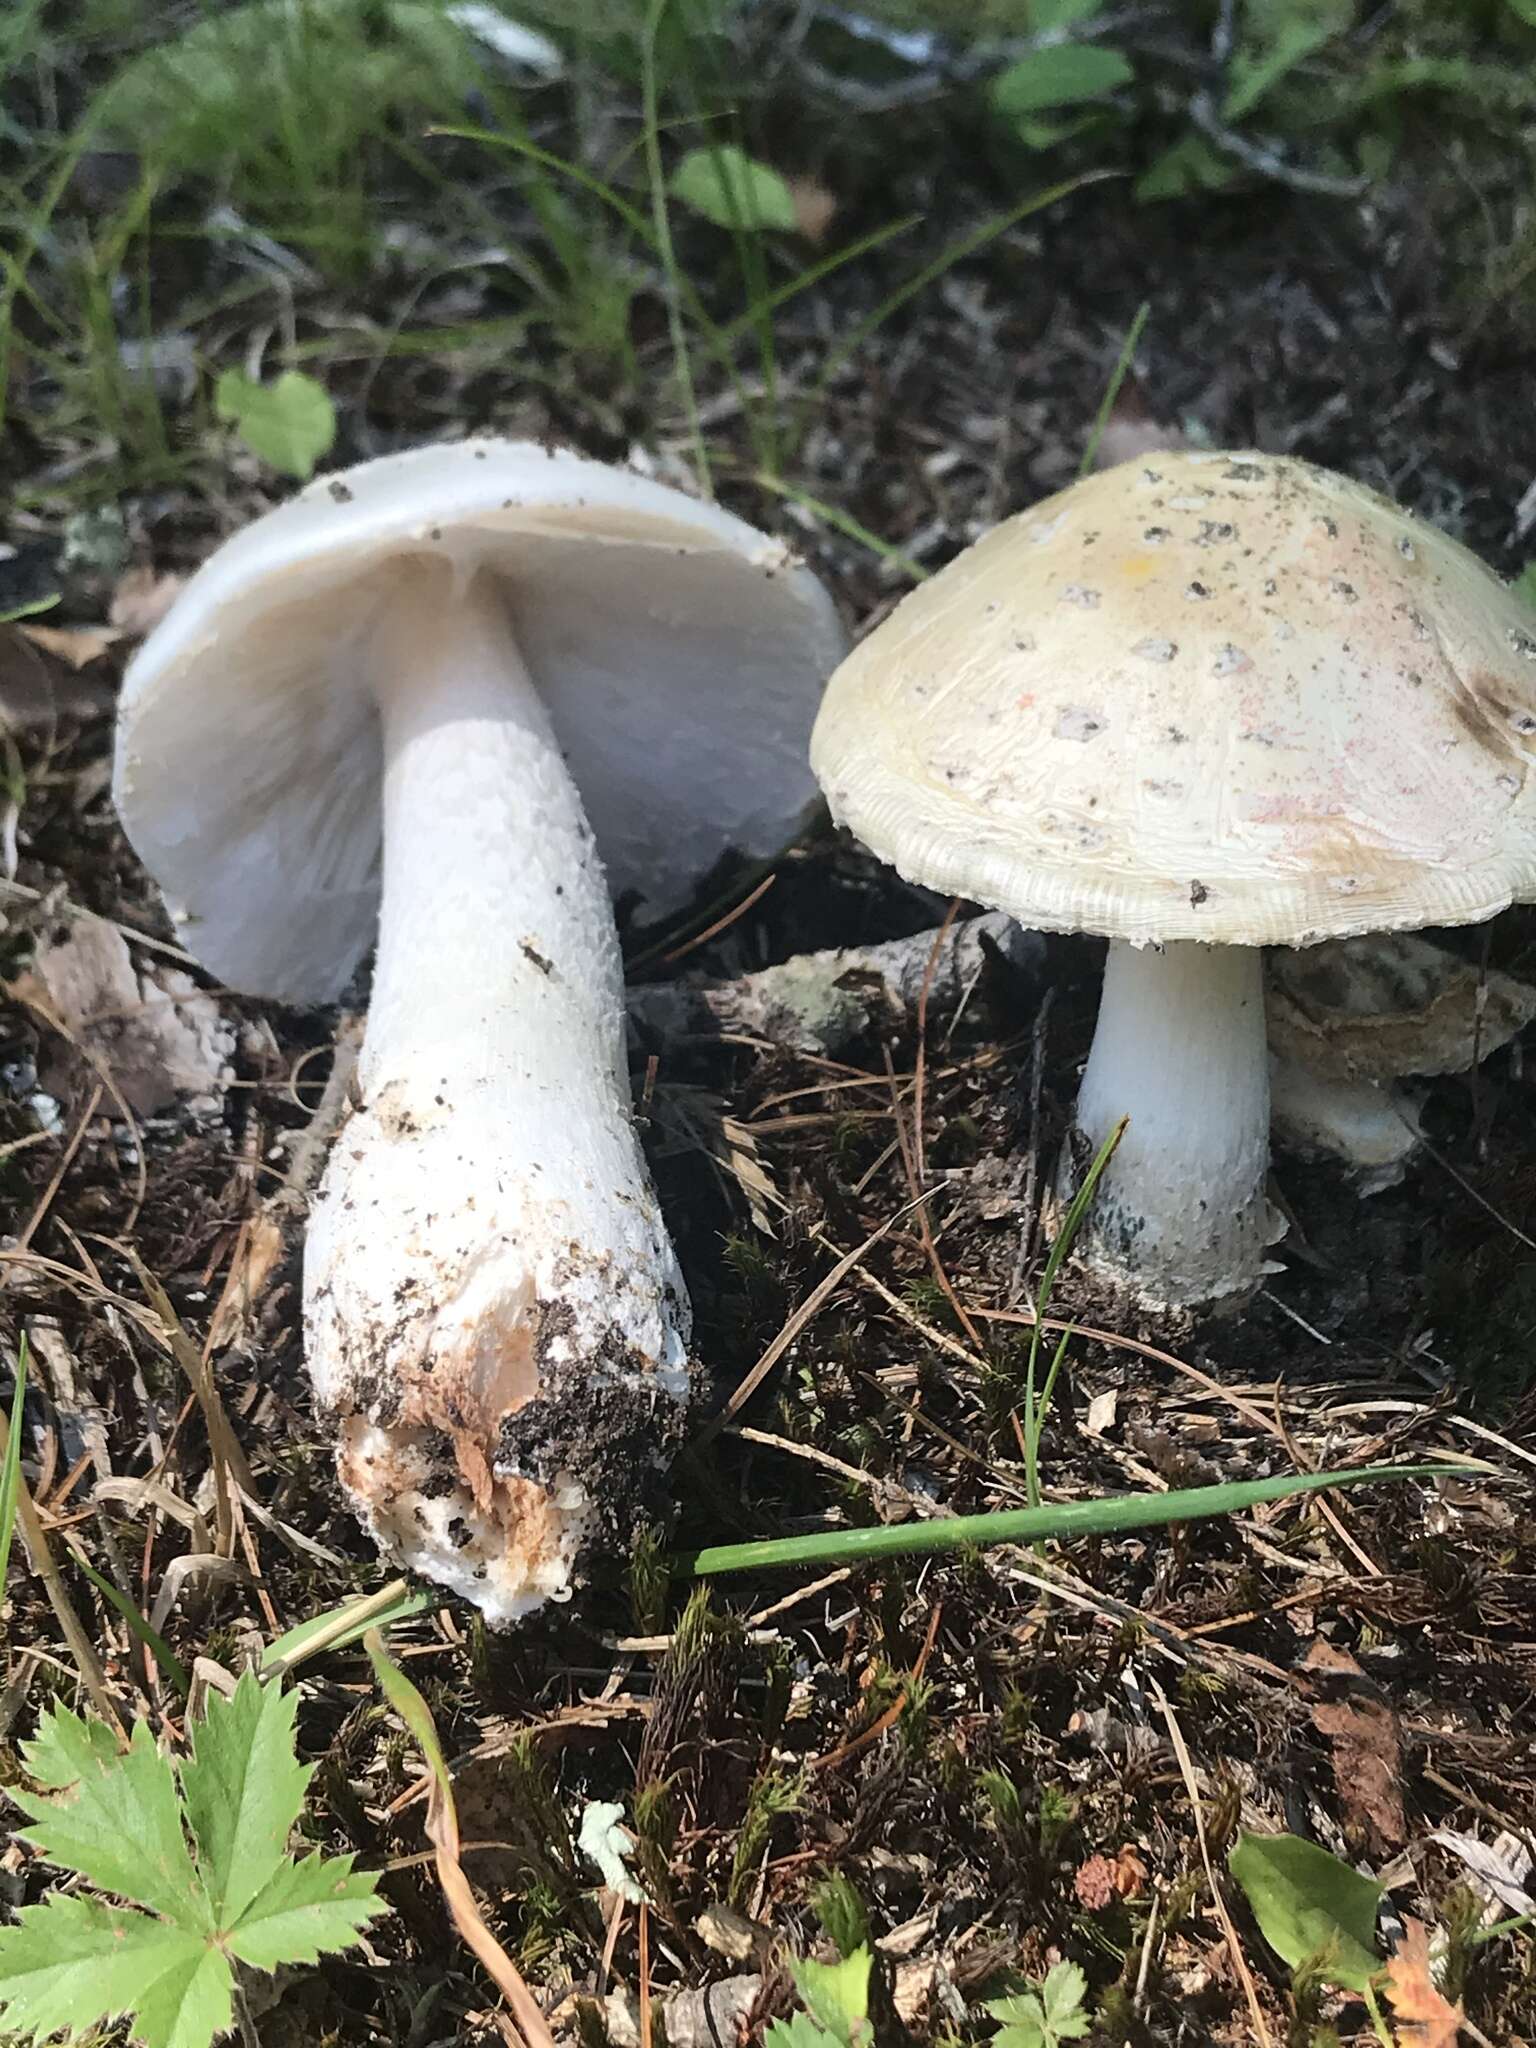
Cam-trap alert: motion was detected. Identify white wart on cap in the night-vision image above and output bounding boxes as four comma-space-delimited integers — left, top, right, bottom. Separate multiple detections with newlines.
811, 449, 1536, 1311
115, 441, 844, 1620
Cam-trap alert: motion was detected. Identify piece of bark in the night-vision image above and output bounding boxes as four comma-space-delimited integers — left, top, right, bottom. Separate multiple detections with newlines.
1302, 1638, 1408, 1855
17, 915, 233, 1116
627, 913, 1041, 1056
1268, 931, 1536, 1080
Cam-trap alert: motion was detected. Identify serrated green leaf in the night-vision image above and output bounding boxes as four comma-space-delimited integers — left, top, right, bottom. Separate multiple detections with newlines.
986, 1963, 1090, 2048
1229, 1831, 1382, 1992
128, 1943, 236, 2048
1039, 1961, 1090, 2034
225, 1848, 384, 1971
989, 45, 1134, 119
214, 369, 336, 480
11, 1716, 209, 1930
18, 1698, 121, 1789
180, 1671, 311, 1923
764, 2017, 843, 2048
670, 145, 797, 232
987, 1993, 1050, 2048
787, 1948, 872, 2045
0, 1892, 231, 2048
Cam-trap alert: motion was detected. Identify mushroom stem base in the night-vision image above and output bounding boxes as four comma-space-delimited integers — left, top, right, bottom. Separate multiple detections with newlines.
1064, 939, 1272, 1314
304, 568, 692, 1624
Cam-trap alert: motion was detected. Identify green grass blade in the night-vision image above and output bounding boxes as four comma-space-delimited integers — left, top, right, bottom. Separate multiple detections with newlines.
0, 1334, 30, 1599
262, 1579, 434, 1673
641, 0, 710, 492
1078, 298, 1151, 479
810, 171, 1117, 416
66, 1545, 190, 1697
716, 213, 923, 344
682, 1464, 1458, 1576
0, 593, 60, 625
1023, 1117, 1125, 1506
364, 1629, 451, 1795
752, 474, 929, 582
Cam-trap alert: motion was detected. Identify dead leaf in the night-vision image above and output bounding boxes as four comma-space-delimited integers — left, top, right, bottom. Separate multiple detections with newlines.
206, 1212, 287, 1353
1383, 1920, 1465, 2047
17, 916, 233, 1116
1302, 1639, 1408, 1854
788, 174, 837, 243
1113, 1844, 1149, 1900
19, 620, 119, 668
1084, 1389, 1118, 1436
1428, 1829, 1534, 1918
0, 626, 115, 732
109, 563, 186, 637
1269, 932, 1536, 1080
1090, 380, 1189, 472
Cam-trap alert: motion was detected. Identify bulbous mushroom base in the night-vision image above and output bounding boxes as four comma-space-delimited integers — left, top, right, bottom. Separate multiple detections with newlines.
317, 1245, 694, 1625
1061, 938, 1274, 1317
305, 1098, 694, 1625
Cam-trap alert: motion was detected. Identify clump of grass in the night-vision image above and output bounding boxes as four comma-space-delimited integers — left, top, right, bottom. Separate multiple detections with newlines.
729, 1765, 804, 1907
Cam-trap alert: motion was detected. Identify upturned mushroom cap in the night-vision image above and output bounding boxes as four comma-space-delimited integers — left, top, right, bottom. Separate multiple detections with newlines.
115, 440, 845, 1002
811, 450, 1536, 946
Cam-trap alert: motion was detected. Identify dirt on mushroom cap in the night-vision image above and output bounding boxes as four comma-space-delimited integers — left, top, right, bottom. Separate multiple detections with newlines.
811, 449, 1536, 949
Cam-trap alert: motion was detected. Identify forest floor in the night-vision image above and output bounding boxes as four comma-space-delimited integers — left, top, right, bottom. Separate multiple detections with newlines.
1, 5, 1534, 2045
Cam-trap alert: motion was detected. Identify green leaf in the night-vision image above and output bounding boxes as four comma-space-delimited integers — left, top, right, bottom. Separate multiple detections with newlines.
1229, 1831, 1382, 1992
11, 1715, 209, 1930
786, 1948, 872, 2046
180, 1672, 313, 1924
987, 1962, 1090, 2047
989, 45, 1134, 119
1225, 14, 1341, 123
1013, 110, 1114, 151
214, 369, 336, 480
1509, 0, 1536, 25
0, 1892, 232, 2048
1134, 132, 1236, 203
670, 145, 798, 232
988, 1995, 1050, 2048
0, 1680, 383, 2048
1040, 1962, 1091, 2036
225, 1849, 384, 1970
1030, 0, 1103, 26
18, 1699, 121, 1789
765, 2017, 844, 2048
93, 0, 484, 171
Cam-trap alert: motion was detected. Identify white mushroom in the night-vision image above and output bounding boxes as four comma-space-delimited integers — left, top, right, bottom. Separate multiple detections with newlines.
114, 440, 844, 1621
811, 449, 1536, 1313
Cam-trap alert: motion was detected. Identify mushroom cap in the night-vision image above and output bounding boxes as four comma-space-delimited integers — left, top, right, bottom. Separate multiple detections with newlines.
114, 440, 845, 1002
811, 450, 1536, 947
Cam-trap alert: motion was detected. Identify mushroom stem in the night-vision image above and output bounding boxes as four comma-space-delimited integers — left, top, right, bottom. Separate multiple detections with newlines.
304, 567, 691, 1624
1068, 939, 1271, 1313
